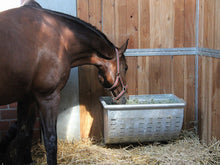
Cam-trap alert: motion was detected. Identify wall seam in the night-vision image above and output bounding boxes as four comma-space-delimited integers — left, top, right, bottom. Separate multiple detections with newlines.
194, 0, 200, 133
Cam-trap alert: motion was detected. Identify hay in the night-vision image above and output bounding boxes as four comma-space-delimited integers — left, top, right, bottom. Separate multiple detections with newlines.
32, 131, 220, 165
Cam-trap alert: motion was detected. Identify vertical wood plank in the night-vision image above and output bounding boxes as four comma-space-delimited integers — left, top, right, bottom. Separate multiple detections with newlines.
102, 0, 115, 42
183, 56, 195, 129
200, 56, 214, 144
137, 56, 150, 94
183, 0, 196, 129
184, 0, 196, 47
159, 0, 174, 93
150, 0, 161, 48
77, 0, 89, 21
214, 0, 220, 49
198, 56, 202, 139
137, 0, 150, 94
160, 56, 172, 93
126, 0, 138, 49
207, 57, 213, 143
199, 56, 220, 144
173, 0, 185, 97
126, 59, 138, 95
115, 0, 127, 46
199, 0, 204, 47
173, 56, 184, 98
138, 0, 150, 49
149, 56, 160, 94
174, 0, 185, 47
203, 0, 215, 49
203, 57, 213, 144
126, 0, 138, 95
160, 0, 174, 48
149, 0, 160, 94
200, 56, 208, 143
88, 0, 102, 30
212, 58, 220, 138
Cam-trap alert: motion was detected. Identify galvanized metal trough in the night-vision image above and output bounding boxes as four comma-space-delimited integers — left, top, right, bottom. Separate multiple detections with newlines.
100, 94, 186, 144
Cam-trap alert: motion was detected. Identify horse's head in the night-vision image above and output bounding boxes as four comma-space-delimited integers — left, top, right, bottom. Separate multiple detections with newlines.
98, 40, 128, 104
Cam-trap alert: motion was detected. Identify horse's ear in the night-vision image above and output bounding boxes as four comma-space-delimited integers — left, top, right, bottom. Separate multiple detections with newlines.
118, 39, 129, 55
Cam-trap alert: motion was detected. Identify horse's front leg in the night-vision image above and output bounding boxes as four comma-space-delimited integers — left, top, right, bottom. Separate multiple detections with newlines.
36, 90, 60, 165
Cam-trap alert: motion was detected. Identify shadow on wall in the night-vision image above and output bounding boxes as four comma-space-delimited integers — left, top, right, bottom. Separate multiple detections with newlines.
57, 68, 80, 141
79, 65, 110, 140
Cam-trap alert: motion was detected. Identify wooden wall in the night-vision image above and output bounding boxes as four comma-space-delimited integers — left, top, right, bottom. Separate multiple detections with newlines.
77, 0, 196, 139
198, 0, 220, 144
198, 56, 220, 144
199, 0, 220, 49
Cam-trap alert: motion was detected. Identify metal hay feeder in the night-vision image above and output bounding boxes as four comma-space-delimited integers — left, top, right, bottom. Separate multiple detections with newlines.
100, 94, 186, 144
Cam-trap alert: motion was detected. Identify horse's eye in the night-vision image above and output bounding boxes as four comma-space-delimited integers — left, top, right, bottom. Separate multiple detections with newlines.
125, 65, 128, 72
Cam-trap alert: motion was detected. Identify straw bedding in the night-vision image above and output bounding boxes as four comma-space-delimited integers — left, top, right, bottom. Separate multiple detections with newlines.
32, 131, 220, 165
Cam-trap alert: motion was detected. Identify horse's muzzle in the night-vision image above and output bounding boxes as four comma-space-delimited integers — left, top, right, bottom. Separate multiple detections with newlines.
109, 84, 128, 104
113, 93, 128, 104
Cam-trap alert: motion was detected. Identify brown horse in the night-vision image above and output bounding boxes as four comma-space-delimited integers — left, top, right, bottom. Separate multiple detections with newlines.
0, 1, 128, 164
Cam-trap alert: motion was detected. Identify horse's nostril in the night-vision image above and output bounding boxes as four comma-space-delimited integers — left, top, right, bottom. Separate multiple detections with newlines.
113, 95, 127, 104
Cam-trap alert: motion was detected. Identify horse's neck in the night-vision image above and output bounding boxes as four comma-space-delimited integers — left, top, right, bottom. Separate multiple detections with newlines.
55, 15, 115, 68
66, 30, 115, 68
70, 51, 103, 68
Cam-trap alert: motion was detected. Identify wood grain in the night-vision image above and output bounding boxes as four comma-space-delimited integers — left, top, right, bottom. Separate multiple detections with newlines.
199, 56, 220, 144
184, 0, 196, 47
174, 0, 185, 47
214, 0, 220, 49
212, 59, 220, 139
103, 0, 115, 42
137, 0, 150, 94
198, 0, 220, 143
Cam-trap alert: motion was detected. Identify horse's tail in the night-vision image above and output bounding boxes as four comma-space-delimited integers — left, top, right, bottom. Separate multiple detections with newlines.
0, 122, 17, 164
0, 122, 17, 153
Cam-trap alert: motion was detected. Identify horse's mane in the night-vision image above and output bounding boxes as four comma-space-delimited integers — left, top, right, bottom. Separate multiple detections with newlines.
52, 11, 115, 49
23, 1, 115, 59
